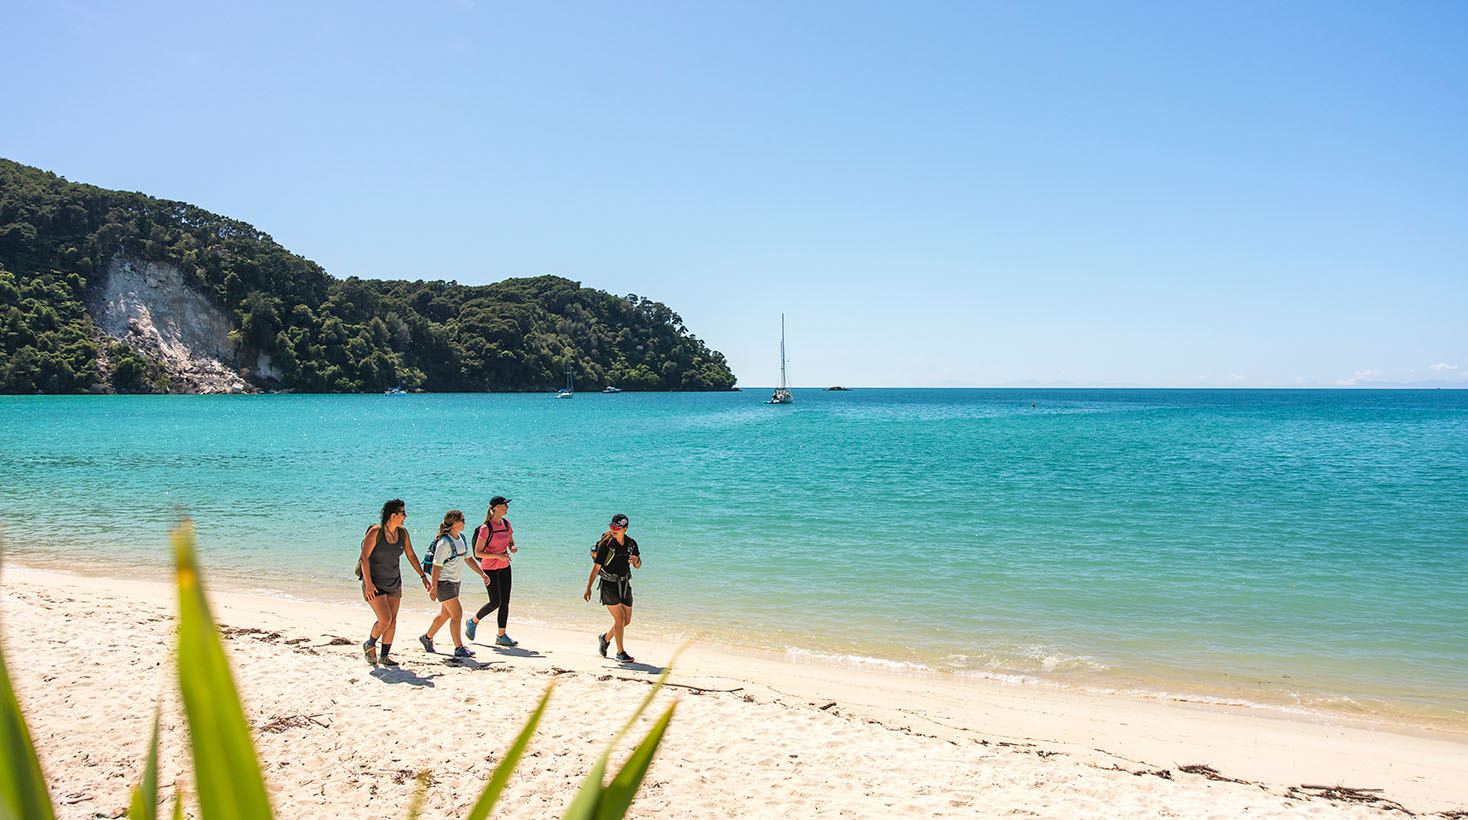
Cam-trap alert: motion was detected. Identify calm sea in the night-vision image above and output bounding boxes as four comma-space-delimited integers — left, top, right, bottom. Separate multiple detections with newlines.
3, 389, 1465, 727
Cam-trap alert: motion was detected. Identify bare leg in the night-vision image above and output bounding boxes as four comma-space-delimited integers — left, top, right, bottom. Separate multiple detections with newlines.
445, 598, 465, 647
367, 594, 394, 640
383, 596, 402, 646
606, 604, 632, 653
425, 604, 446, 642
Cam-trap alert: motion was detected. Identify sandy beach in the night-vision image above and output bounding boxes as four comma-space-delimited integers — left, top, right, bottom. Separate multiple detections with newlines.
3, 564, 1464, 819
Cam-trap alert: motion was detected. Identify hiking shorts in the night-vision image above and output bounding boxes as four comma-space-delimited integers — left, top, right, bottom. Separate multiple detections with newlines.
436, 580, 460, 601
598, 577, 633, 607
363, 579, 403, 601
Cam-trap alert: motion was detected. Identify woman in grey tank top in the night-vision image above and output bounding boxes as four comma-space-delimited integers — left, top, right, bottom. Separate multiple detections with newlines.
358, 498, 429, 667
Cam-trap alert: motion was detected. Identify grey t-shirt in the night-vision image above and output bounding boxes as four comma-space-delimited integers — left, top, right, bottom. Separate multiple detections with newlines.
431, 532, 470, 584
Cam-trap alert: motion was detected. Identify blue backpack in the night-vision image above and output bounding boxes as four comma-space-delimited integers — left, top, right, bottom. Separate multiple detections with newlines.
420, 533, 464, 576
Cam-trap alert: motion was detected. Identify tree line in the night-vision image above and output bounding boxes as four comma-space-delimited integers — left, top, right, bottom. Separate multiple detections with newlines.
0, 158, 736, 393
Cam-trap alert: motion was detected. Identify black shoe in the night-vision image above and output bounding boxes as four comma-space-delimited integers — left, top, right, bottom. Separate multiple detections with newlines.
598, 633, 610, 657
615, 651, 635, 663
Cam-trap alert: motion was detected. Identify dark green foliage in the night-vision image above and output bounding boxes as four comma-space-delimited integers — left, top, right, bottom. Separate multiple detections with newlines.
0, 158, 735, 393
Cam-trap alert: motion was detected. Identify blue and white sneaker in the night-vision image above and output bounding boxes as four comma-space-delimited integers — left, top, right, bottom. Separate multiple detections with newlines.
495, 634, 518, 647
465, 619, 478, 641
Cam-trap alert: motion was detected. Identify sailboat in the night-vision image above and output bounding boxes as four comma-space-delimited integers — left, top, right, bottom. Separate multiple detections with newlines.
554, 359, 574, 398
767, 314, 793, 404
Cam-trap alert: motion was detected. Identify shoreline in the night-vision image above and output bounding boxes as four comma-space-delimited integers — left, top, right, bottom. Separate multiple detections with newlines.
4, 564, 1467, 817
11, 554, 1466, 737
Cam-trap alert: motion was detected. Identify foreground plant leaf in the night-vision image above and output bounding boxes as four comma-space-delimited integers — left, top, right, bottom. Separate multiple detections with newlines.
0, 627, 56, 820
127, 710, 161, 820
173, 524, 274, 820
596, 702, 676, 820
561, 650, 683, 820
465, 684, 554, 820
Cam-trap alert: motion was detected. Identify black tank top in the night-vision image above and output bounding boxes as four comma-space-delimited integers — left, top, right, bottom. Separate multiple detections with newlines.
367, 525, 406, 588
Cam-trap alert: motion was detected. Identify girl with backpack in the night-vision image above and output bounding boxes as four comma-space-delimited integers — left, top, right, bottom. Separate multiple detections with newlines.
466, 496, 519, 646
359, 498, 430, 667
418, 509, 486, 659
583, 513, 641, 663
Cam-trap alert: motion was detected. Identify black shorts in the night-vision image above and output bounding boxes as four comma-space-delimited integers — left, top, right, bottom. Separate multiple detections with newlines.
598, 577, 633, 607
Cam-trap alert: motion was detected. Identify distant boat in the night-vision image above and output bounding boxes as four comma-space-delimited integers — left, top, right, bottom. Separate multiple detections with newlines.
384, 386, 407, 396
554, 360, 574, 398
767, 314, 793, 405
602, 386, 621, 394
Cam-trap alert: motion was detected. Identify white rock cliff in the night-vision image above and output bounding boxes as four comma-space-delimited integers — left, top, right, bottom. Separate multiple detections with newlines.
88, 256, 253, 393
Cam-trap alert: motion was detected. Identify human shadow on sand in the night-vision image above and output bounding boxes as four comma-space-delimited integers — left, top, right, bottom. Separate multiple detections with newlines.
609, 660, 664, 675
477, 644, 545, 659
441, 656, 502, 671
369, 666, 440, 686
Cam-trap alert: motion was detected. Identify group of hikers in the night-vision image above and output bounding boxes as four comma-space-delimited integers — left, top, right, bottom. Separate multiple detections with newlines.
357, 497, 642, 668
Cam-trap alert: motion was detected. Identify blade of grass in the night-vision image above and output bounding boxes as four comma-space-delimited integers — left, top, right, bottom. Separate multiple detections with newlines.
0, 629, 56, 820
560, 648, 685, 820
463, 683, 554, 820
595, 702, 676, 820
173, 524, 274, 820
404, 771, 431, 820
127, 710, 161, 820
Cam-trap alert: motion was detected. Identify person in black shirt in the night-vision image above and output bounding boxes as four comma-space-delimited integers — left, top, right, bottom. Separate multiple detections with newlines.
583, 513, 641, 663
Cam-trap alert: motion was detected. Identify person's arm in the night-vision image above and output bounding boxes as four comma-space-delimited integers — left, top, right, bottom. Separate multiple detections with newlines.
469, 536, 490, 584
583, 561, 602, 602
401, 531, 430, 591
429, 561, 442, 601
359, 526, 380, 599
508, 523, 517, 554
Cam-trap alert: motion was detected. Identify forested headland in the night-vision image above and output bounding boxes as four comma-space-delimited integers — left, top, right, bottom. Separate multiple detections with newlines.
0, 158, 736, 393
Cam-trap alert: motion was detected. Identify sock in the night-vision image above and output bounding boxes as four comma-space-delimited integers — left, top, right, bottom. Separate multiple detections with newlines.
365, 637, 377, 647
380, 643, 392, 656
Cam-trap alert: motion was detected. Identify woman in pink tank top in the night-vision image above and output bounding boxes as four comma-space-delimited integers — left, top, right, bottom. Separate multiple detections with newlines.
466, 495, 519, 647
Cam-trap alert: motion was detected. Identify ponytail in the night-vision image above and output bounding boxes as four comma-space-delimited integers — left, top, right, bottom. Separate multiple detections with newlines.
438, 509, 464, 539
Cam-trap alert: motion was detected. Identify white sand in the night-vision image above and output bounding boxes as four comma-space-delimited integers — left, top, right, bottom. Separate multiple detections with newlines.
3, 565, 1464, 819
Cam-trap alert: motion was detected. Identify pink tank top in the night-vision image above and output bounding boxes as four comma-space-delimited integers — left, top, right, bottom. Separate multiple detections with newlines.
477, 519, 513, 571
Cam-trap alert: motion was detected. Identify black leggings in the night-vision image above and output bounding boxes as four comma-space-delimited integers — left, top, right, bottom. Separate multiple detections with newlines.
475, 566, 512, 628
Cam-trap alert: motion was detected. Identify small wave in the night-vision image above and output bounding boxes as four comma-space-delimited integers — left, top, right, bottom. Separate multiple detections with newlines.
785, 647, 935, 673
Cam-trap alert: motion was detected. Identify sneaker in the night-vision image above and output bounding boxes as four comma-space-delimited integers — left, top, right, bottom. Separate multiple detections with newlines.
495, 634, 518, 647
363, 640, 378, 667
453, 646, 475, 658
598, 633, 610, 658
465, 619, 478, 641
418, 634, 435, 654
379, 655, 400, 667
615, 651, 635, 663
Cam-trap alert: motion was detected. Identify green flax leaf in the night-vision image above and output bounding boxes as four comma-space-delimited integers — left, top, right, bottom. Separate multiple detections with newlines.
173, 524, 274, 820
127, 710, 161, 820
596, 702, 676, 820
464, 684, 554, 820
0, 626, 56, 820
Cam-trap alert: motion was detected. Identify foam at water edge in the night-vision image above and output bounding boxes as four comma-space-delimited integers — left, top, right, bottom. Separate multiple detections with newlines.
786, 647, 936, 674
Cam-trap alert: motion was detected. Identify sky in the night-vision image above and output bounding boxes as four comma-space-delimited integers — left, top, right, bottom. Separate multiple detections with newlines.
4, 1, 1466, 388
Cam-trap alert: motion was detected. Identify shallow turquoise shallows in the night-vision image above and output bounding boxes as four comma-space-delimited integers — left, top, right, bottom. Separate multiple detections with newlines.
3, 389, 1465, 726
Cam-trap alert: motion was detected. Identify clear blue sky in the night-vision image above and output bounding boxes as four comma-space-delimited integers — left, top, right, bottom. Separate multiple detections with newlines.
5, 1, 1466, 387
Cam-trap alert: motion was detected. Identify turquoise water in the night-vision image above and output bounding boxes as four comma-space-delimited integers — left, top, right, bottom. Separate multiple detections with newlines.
3, 390, 1466, 726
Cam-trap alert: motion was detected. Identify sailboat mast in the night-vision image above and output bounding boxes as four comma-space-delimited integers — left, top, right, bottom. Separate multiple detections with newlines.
779, 314, 788, 390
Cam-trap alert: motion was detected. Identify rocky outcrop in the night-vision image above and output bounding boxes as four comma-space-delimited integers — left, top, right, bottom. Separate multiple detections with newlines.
88, 256, 253, 393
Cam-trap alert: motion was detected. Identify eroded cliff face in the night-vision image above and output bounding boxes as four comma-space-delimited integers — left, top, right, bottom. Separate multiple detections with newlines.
88, 256, 254, 393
